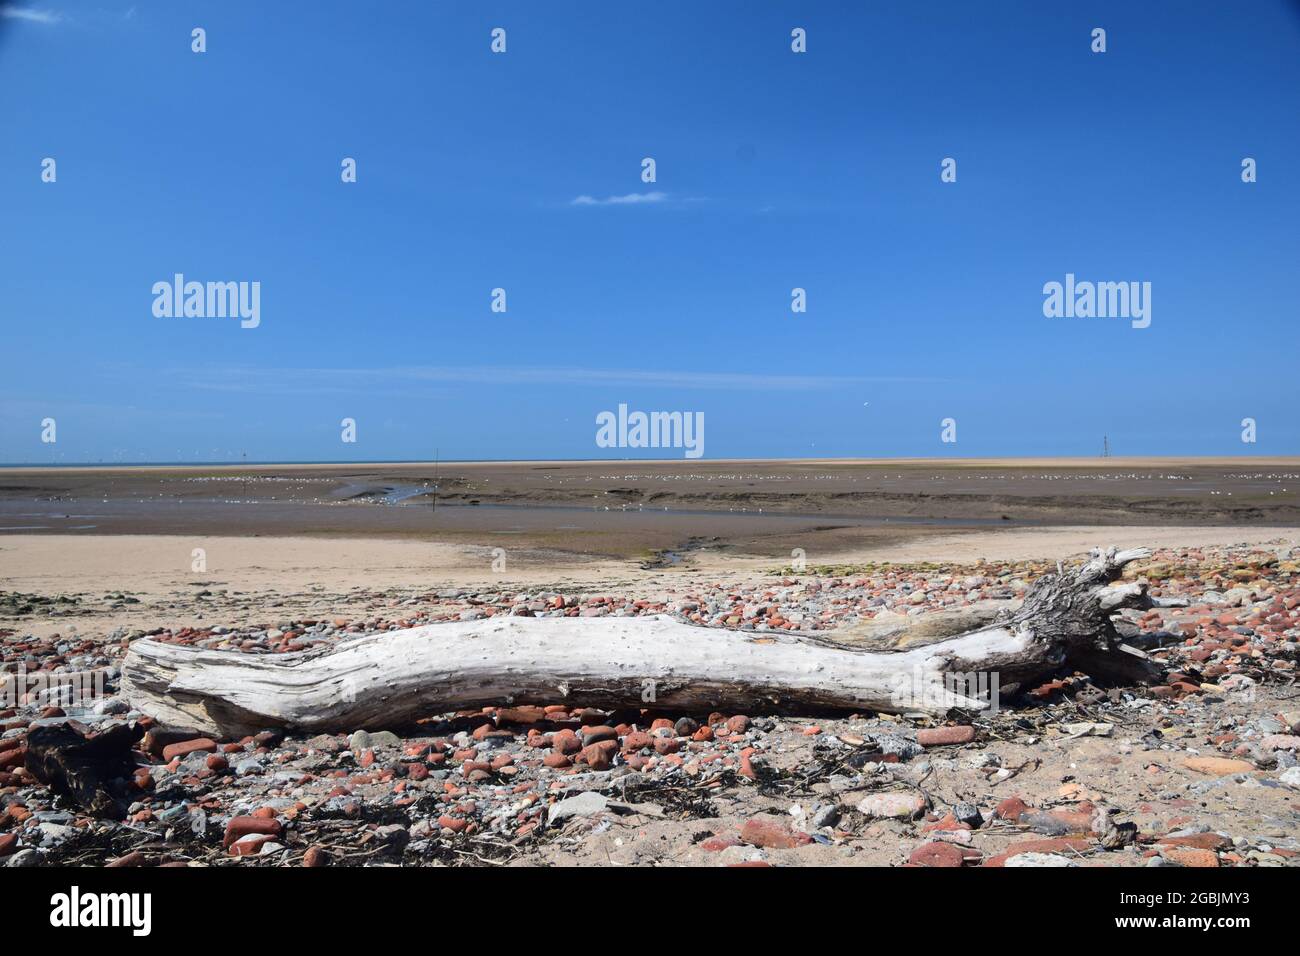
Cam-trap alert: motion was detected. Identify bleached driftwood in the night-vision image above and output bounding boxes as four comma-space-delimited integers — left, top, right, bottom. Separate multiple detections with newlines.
121, 547, 1158, 737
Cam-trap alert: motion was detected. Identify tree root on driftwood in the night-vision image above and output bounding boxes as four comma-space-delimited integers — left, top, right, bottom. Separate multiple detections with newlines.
121, 547, 1164, 738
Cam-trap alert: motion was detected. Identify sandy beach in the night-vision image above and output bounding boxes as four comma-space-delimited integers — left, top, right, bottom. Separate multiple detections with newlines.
3, 460, 1299, 871
3, 457, 1298, 639
2, 525, 1299, 640
2, 455, 1297, 636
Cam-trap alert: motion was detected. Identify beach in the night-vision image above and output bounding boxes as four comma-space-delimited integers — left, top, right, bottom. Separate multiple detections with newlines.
4, 457, 1298, 553
3, 457, 1298, 638
2, 458, 1299, 868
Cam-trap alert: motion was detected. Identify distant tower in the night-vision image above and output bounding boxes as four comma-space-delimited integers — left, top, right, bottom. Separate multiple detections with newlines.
1102, 435, 1110, 458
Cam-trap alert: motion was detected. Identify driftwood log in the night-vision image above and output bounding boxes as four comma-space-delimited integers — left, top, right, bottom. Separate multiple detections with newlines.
121, 547, 1164, 738
25, 721, 144, 819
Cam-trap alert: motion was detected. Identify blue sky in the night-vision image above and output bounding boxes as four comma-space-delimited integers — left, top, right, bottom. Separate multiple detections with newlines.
1, 1, 1297, 463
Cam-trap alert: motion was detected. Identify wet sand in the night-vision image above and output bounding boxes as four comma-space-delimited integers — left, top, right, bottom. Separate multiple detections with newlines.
1, 458, 1297, 564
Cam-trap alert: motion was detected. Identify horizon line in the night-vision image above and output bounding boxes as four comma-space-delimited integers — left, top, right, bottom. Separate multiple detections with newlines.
3, 454, 1300, 472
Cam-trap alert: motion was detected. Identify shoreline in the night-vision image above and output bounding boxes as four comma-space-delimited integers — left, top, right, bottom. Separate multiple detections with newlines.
3, 525, 1295, 641
4, 459, 1298, 556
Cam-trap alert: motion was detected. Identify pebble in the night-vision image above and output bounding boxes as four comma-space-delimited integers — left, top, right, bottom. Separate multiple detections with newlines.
302, 846, 329, 867
2, 542, 1296, 868
161, 738, 217, 761
810, 804, 840, 829
856, 792, 927, 820
1161, 846, 1220, 868
223, 815, 282, 848
5, 849, 42, 867
740, 815, 813, 849
349, 730, 400, 750
907, 841, 966, 867
547, 791, 608, 826
916, 725, 976, 747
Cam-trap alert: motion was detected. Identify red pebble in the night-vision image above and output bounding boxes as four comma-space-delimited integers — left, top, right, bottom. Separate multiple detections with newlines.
223, 815, 282, 849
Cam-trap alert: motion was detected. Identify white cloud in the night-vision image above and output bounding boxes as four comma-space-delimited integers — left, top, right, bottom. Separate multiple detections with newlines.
571, 191, 668, 207
0, 5, 63, 23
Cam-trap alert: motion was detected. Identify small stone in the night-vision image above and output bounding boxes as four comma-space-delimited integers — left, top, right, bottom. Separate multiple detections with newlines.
622, 730, 654, 752
5, 849, 43, 867
870, 733, 923, 760
548, 792, 608, 825
302, 846, 329, 867
856, 792, 927, 820
349, 729, 400, 750
228, 834, 273, 857
726, 715, 751, 734
916, 725, 976, 747
700, 833, 741, 852
580, 725, 618, 746
1156, 833, 1229, 851
673, 717, 699, 737
551, 730, 582, 755
810, 804, 840, 829
994, 796, 1030, 821
740, 815, 812, 849
142, 726, 205, 757
161, 737, 217, 761
1161, 846, 1220, 868
496, 706, 547, 725
223, 815, 282, 849
580, 740, 618, 770
253, 729, 284, 749
908, 841, 965, 867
